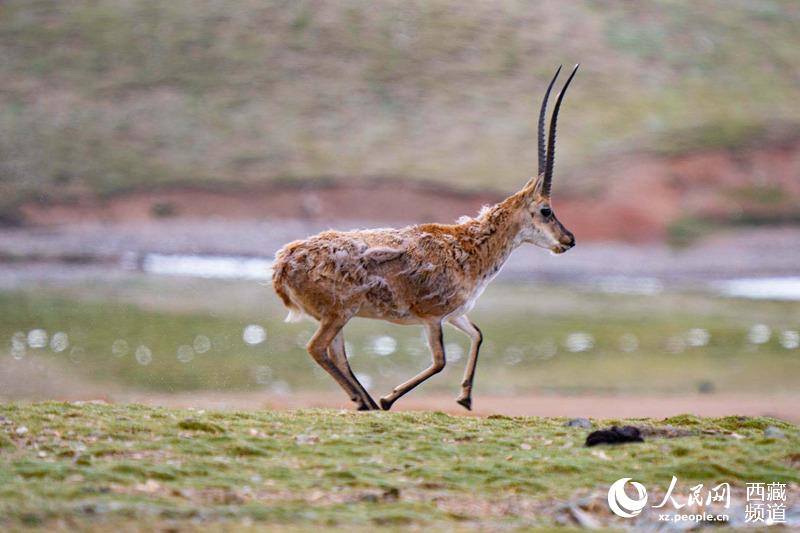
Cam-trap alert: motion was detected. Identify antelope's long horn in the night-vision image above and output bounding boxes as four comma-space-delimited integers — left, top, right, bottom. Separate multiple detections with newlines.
538, 65, 562, 177
543, 63, 579, 197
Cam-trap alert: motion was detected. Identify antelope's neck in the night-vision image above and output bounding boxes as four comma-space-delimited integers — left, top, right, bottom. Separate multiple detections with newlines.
461, 201, 523, 283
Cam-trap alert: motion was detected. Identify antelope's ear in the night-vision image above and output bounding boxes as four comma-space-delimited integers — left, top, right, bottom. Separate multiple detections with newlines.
521, 174, 545, 201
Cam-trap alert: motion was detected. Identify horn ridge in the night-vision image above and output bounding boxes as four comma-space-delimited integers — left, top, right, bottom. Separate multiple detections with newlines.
537, 65, 562, 177
543, 63, 579, 197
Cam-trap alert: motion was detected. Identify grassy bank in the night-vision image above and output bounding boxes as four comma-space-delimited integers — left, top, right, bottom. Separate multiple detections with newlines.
1, 0, 799, 215
0, 403, 797, 530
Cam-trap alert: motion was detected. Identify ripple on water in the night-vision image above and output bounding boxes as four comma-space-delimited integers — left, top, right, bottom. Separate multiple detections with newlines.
445, 343, 463, 362
368, 335, 397, 357
243, 325, 267, 345
503, 345, 524, 366
27, 329, 48, 349
686, 328, 710, 347
177, 345, 194, 363
50, 332, 69, 352
532, 339, 557, 360
135, 345, 153, 366
748, 324, 771, 345
780, 330, 799, 350
11, 332, 26, 360
112, 339, 129, 357
564, 332, 594, 353
193, 335, 211, 353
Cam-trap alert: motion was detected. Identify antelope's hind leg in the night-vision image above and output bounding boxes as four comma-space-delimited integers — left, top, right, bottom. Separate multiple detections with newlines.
306, 317, 369, 410
379, 321, 446, 411
448, 315, 483, 411
328, 331, 379, 410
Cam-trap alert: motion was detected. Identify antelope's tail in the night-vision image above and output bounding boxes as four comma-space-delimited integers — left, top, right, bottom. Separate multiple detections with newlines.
272, 248, 304, 323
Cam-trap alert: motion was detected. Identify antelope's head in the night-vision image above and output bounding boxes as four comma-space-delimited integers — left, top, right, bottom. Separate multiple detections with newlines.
517, 64, 578, 254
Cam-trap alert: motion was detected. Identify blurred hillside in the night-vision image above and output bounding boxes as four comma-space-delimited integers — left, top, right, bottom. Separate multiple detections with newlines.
1, 0, 800, 233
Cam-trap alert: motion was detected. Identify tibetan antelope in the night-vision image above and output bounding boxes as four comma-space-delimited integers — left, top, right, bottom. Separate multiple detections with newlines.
272, 65, 578, 411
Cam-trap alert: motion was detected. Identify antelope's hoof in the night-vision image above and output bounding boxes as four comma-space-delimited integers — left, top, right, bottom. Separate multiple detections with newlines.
379, 397, 394, 411
357, 404, 371, 411
456, 397, 472, 411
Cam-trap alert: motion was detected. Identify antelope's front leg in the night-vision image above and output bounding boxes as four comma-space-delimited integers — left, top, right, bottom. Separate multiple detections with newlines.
379, 321, 445, 411
448, 315, 483, 411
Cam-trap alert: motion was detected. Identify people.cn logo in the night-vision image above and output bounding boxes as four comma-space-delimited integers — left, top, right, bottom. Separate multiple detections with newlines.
607, 478, 648, 518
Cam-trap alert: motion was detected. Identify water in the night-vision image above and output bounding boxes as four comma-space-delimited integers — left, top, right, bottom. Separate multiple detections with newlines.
142, 253, 272, 281
712, 277, 800, 301
138, 253, 800, 301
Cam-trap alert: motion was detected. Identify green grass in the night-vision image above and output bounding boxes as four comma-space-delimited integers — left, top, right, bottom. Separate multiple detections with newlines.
2, 278, 799, 397
0, 403, 796, 530
1, 0, 800, 216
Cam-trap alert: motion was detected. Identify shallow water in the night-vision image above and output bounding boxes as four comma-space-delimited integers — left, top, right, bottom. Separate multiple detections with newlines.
140, 253, 800, 301
142, 253, 272, 281
712, 277, 800, 301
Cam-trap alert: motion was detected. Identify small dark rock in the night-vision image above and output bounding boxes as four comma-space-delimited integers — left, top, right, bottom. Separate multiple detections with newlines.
697, 380, 715, 394
77, 502, 98, 515
150, 202, 177, 218
564, 417, 593, 429
358, 487, 400, 503
586, 425, 644, 447
382, 487, 400, 501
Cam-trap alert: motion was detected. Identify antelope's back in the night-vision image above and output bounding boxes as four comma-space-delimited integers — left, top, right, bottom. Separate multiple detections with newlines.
271, 228, 408, 311
276, 225, 476, 322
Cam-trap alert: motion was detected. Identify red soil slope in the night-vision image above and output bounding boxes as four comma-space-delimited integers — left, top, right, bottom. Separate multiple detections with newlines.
17, 138, 800, 242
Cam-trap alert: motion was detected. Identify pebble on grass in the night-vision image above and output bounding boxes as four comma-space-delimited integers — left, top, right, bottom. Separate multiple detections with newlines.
564, 418, 592, 429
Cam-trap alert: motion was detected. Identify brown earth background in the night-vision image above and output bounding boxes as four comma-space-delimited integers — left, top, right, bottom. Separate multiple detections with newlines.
2, 1, 800, 245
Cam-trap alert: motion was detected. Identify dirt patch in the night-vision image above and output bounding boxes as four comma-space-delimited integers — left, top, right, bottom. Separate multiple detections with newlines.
15, 137, 800, 242
18, 180, 503, 229
249, 391, 800, 423
2, 356, 798, 421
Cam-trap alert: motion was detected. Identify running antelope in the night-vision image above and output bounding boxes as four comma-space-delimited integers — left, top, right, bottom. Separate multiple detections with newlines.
272, 65, 578, 411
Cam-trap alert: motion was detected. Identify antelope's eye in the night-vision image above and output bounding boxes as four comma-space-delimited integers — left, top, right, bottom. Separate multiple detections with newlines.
540, 207, 552, 217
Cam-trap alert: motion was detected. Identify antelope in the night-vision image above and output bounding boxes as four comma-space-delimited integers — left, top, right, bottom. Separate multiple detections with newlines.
272, 65, 578, 411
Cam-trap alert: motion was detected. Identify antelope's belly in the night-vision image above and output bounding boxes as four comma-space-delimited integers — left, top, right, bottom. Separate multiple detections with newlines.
355, 299, 420, 324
